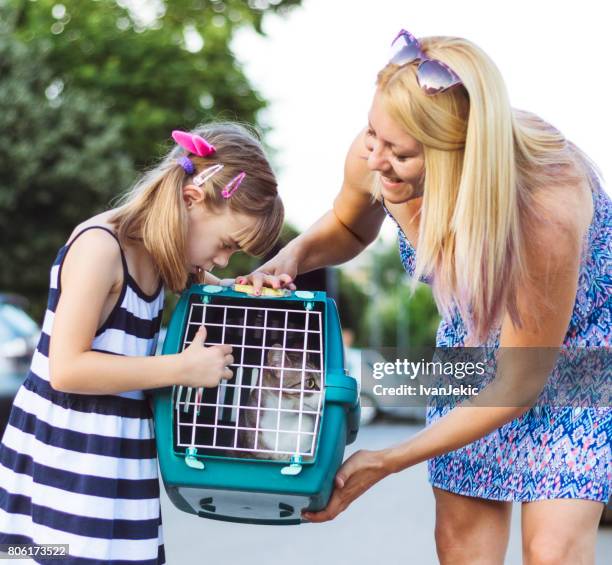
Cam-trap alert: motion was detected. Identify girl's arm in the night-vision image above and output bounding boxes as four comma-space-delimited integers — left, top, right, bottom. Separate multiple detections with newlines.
49, 229, 233, 395
305, 183, 588, 522
246, 129, 387, 290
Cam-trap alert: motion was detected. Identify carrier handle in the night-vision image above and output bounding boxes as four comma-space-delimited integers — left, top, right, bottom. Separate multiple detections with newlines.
325, 370, 360, 444
324, 370, 358, 405
232, 283, 290, 298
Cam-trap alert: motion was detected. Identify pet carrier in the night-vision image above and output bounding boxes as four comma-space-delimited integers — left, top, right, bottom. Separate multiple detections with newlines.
152, 283, 360, 525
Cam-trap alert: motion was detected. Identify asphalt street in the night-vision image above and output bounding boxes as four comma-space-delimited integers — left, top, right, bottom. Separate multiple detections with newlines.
160, 420, 612, 565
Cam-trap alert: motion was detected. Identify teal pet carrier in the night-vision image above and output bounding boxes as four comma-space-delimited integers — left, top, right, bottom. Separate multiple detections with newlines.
152, 283, 360, 525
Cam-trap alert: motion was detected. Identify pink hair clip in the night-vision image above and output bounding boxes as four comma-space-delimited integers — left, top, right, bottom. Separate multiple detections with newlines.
172, 130, 216, 157
221, 172, 246, 199
192, 163, 224, 187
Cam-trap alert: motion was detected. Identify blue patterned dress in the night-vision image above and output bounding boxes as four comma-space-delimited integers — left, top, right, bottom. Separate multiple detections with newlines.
387, 180, 611, 503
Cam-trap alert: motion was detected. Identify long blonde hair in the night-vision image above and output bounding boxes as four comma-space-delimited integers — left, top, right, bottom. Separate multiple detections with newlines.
109, 122, 283, 292
377, 36, 592, 343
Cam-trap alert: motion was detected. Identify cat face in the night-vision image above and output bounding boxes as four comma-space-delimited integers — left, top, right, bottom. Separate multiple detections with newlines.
234, 344, 323, 459
262, 345, 321, 410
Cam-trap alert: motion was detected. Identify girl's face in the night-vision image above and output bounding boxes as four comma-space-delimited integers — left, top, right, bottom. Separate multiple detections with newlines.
365, 90, 425, 204
184, 193, 255, 275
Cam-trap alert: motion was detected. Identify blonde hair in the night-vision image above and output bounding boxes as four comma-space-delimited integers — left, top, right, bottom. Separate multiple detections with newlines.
376, 36, 592, 343
109, 122, 283, 292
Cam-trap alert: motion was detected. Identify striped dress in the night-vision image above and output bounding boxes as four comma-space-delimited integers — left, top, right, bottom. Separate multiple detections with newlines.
0, 226, 166, 564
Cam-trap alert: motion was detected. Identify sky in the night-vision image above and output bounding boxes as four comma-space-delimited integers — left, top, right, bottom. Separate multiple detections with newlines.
232, 0, 611, 237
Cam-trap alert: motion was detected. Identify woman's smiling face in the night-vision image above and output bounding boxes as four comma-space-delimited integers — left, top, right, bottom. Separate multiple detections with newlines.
365, 89, 425, 204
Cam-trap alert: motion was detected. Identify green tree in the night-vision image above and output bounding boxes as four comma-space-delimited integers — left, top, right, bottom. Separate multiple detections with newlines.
361, 283, 440, 348
336, 270, 369, 341
359, 241, 441, 348
4, 0, 301, 168
0, 37, 134, 318
0, 0, 301, 317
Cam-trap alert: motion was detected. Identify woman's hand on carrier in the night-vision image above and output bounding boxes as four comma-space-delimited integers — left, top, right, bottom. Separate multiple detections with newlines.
301, 449, 391, 523
177, 326, 234, 388
236, 247, 299, 294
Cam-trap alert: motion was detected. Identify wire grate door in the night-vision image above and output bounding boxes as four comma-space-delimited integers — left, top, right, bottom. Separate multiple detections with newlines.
173, 297, 325, 461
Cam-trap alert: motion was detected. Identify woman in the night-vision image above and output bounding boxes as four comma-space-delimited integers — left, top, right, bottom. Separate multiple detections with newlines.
241, 31, 611, 564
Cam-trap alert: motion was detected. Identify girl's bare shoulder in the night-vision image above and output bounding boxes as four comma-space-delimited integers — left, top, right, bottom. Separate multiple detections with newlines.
62, 210, 124, 294
66, 210, 118, 246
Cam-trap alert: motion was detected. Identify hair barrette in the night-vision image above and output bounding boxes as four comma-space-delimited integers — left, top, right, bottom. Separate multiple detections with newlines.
192, 163, 224, 187
222, 172, 246, 199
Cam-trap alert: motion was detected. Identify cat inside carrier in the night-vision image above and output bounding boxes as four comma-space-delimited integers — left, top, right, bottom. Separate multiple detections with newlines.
152, 283, 360, 525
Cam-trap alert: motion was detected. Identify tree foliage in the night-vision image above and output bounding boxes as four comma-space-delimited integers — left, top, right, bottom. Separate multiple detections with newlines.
0, 0, 301, 317
0, 37, 134, 317
4, 0, 301, 168
359, 242, 440, 348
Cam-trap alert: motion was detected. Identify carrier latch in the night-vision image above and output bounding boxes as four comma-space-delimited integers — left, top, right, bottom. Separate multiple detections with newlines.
185, 447, 205, 470
280, 454, 303, 476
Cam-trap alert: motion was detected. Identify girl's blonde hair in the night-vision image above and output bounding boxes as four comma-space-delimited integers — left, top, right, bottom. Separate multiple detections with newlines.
109, 122, 283, 292
376, 36, 594, 343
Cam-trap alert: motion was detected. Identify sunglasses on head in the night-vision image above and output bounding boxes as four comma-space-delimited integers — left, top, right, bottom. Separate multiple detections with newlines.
389, 29, 462, 96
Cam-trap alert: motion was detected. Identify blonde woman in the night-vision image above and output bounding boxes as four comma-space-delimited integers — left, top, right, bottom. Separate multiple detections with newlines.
241, 32, 611, 564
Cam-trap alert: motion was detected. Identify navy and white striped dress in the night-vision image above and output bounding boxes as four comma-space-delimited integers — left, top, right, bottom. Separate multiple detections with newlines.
0, 226, 166, 564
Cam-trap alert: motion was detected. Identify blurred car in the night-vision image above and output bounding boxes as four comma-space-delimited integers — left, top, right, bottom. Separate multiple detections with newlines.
0, 295, 40, 434
345, 346, 426, 425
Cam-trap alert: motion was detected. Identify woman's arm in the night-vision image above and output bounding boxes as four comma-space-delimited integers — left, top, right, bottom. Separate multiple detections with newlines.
246, 129, 387, 289
49, 230, 233, 395
304, 186, 586, 522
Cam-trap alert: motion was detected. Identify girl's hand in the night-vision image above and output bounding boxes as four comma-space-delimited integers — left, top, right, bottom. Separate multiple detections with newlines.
302, 449, 391, 523
236, 248, 299, 293
177, 326, 234, 388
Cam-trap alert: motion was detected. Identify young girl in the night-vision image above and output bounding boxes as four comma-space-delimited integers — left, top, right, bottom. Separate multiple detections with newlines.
0, 122, 284, 563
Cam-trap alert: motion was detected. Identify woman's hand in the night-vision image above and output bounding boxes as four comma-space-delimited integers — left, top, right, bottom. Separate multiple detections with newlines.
302, 449, 392, 523
237, 246, 299, 293
176, 326, 234, 388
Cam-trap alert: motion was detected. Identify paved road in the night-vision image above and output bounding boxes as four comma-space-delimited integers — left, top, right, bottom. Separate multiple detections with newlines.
161, 420, 612, 564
